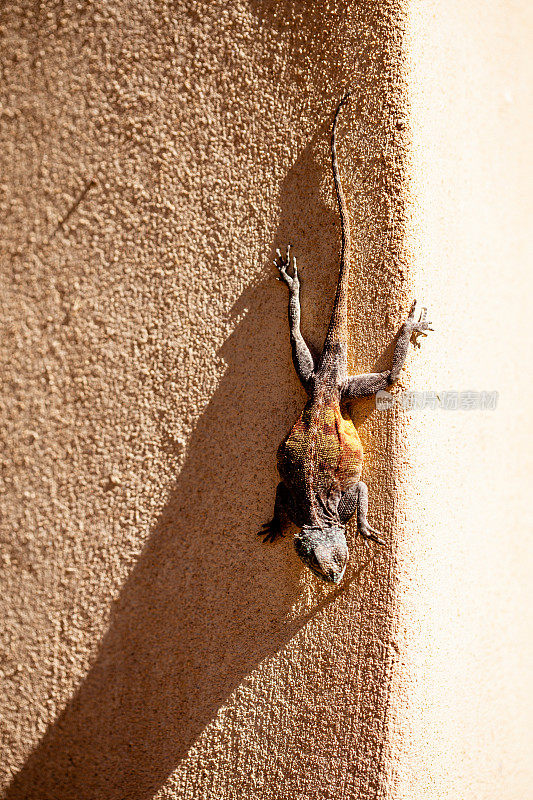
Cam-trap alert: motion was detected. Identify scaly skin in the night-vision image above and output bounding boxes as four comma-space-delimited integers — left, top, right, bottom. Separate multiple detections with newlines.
277, 400, 363, 512
260, 93, 433, 583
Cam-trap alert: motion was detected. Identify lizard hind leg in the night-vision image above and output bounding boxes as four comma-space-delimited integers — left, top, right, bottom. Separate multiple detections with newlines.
274, 244, 316, 390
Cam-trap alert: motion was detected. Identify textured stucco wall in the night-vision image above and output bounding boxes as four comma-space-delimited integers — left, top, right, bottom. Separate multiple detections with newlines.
1, 1, 531, 799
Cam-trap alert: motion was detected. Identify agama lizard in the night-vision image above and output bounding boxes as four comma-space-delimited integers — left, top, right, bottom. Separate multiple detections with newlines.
260, 92, 432, 584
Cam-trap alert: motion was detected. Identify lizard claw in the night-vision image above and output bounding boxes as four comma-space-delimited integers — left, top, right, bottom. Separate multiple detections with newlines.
274, 244, 298, 290
405, 300, 433, 347
358, 524, 386, 546
258, 520, 284, 543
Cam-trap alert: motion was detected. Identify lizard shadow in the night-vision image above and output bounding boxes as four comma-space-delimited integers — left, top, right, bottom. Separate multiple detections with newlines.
4, 134, 380, 799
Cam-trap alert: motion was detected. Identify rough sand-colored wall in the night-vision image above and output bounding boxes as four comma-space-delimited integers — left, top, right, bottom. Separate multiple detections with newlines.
0, 1, 531, 799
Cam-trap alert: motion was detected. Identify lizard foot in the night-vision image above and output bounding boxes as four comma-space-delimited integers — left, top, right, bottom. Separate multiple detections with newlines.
274, 245, 298, 290
406, 300, 433, 348
258, 519, 284, 544
358, 523, 386, 547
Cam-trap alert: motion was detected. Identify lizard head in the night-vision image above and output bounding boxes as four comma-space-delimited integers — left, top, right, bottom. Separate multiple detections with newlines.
294, 524, 348, 584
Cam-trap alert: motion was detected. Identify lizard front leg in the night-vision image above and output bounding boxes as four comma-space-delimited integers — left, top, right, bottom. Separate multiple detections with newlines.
259, 481, 294, 543
338, 481, 385, 545
341, 300, 433, 399
275, 245, 315, 391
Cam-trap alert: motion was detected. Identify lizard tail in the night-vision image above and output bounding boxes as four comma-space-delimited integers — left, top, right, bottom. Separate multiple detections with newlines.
305, 92, 352, 525
323, 90, 352, 347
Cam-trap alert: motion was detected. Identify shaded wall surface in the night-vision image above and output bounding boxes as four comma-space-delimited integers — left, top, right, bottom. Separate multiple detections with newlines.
1, 1, 531, 799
